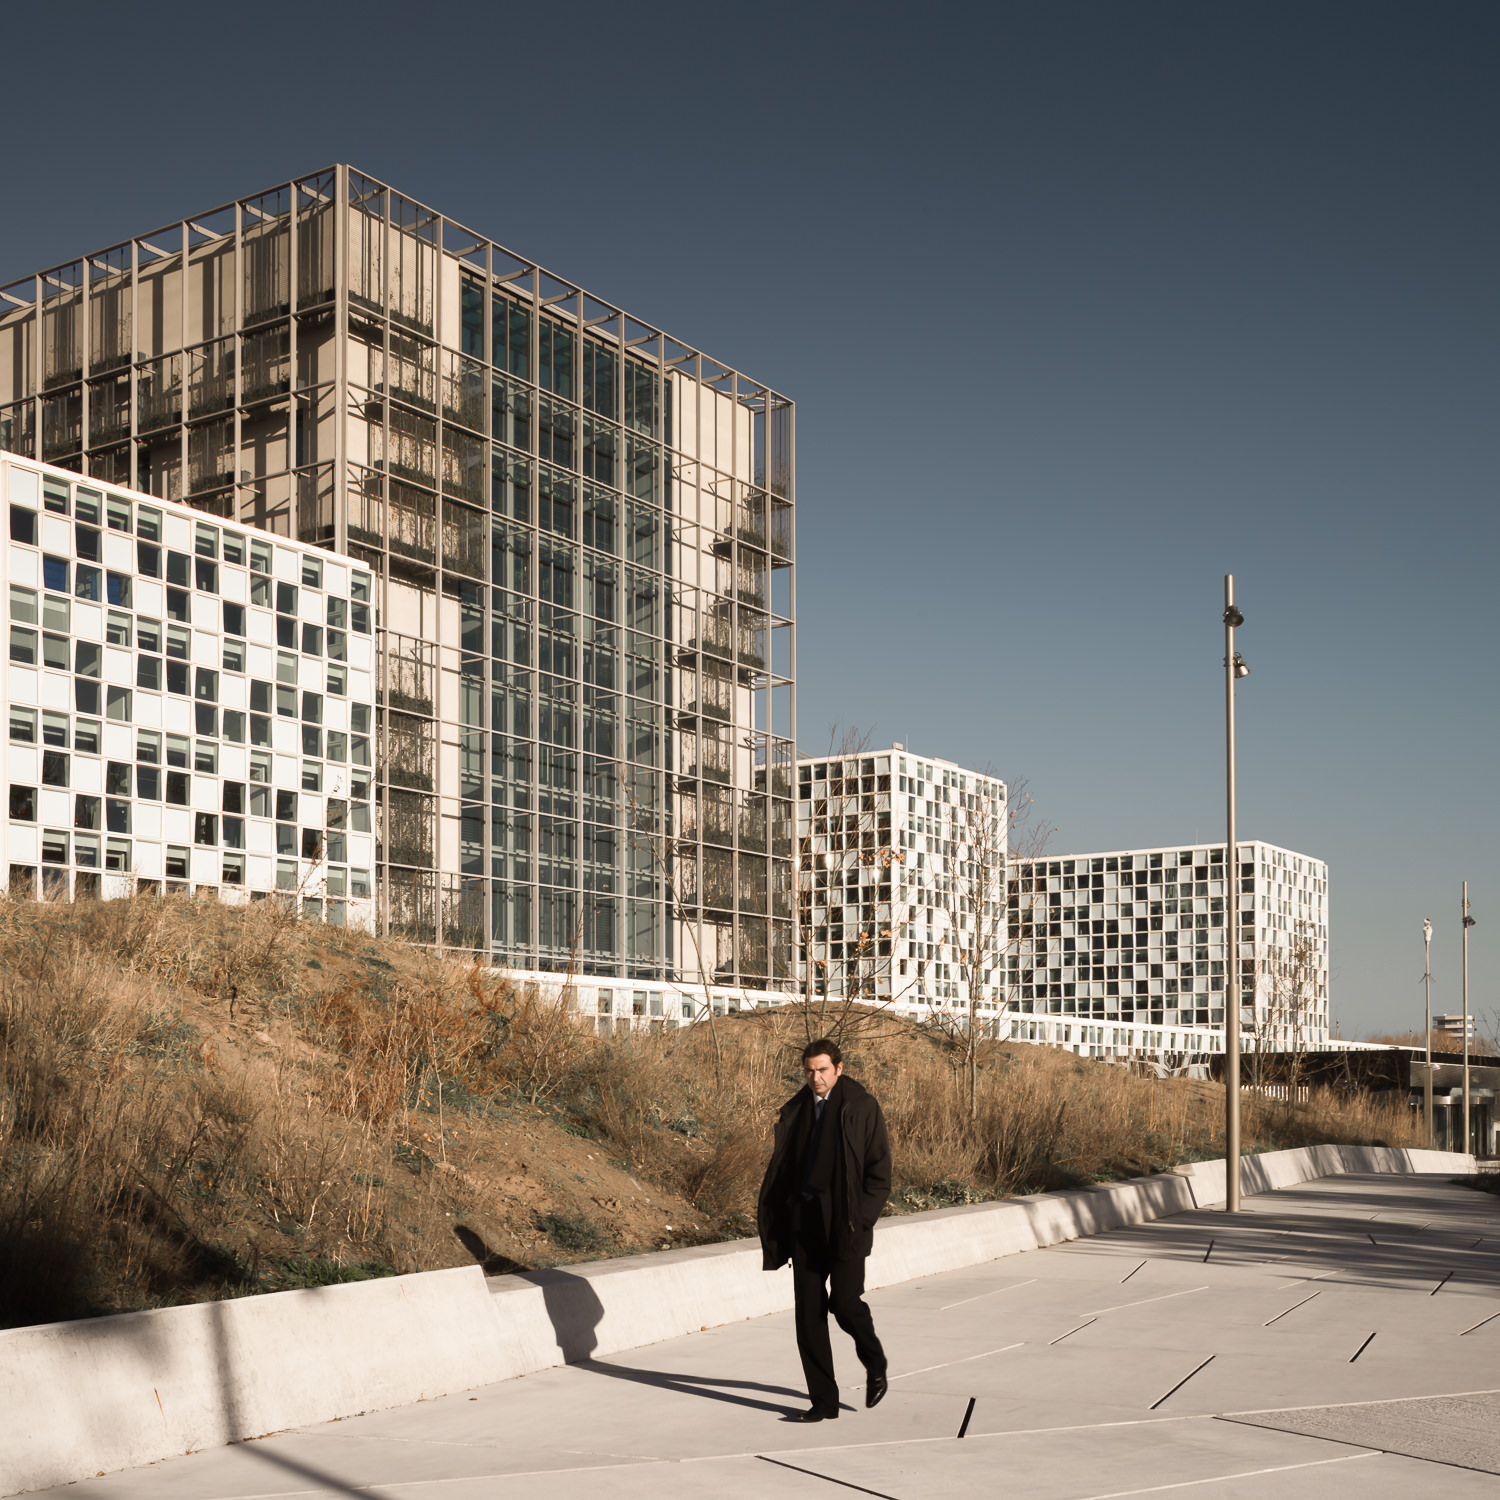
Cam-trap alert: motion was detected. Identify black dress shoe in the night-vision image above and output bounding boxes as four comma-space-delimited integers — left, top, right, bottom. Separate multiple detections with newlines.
787, 1406, 839, 1422
865, 1371, 888, 1408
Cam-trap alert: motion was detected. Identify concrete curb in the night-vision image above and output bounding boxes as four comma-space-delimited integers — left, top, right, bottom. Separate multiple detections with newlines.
1, 1144, 1475, 1495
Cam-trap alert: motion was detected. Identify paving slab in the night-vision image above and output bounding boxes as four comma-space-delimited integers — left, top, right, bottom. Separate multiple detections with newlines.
23, 1172, 1500, 1499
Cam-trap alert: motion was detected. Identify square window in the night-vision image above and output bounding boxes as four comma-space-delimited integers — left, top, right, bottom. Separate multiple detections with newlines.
137, 542, 160, 578
222, 852, 244, 885
165, 771, 189, 805
223, 602, 245, 637
276, 582, 297, 615
276, 615, 296, 649
105, 686, 132, 722
9, 786, 36, 820
106, 573, 131, 607
223, 710, 246, 744
194, 741, 217, 774
301, 555, 322, 589
107, 497, 131, 533
75, 566, 101, 602
301, 828, 322, 859
301, 760, 322, 791
275, 858, 296, 890
223, 817, 244, 850
195, 523, 218, 560
42, 751, 69, 787
10, 706, 37, 743
276, 824, 296, 855
165, 845, 189, 879
8, 864, 35, 897
350, 868, 370, 898
136, 729, 161, 764
106, 610, 131, 647
276, 789, 297, 821
75, 795, 102, 830
249, 750, 272, 784
76, 527, 102, 563
10, 506, 36, 545
301, 726, 322, 757
9, 624, 37, 664
326, 730, 347, 762
105, 761, 130, 796
9, 585, 37, 623
194, 813, 217, 846
75, 680, 101, 715
166, 735, 190, 768
105, 838, 131, 872
43, 596, 69, 632
43, 557, 68, 592
75, 641, 102, 678
106, 800, 131, 834
136, 656, 162, 690
195, 559, 217, 593
166, 588, 189, 622
222, 531, 245, 566
249, 786, 270, 817
136, 766, 160, 800
222, 639, 245, 673
41, 830, 68, 864
74, 719, 101, 754
302, 623, 323, 656
166, 552, 190, 587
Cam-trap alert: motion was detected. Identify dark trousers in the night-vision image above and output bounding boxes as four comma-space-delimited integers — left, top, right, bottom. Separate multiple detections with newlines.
790, 1201, 885, 1413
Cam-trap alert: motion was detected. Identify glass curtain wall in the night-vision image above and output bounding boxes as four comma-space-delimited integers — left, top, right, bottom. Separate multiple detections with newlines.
0, 166, 795, 991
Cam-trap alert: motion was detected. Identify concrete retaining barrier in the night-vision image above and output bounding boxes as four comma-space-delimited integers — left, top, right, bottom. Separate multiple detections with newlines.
1, 1144, 1474, 1495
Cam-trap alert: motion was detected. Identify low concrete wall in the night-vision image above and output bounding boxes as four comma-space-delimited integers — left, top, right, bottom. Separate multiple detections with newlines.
1, 1145, 1474, 1495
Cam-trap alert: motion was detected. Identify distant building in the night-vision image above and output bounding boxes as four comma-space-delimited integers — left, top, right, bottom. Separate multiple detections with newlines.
1434, 1014, 1476, 1041
796, 745, 1007, 1017
1010, 841, 1330, 1068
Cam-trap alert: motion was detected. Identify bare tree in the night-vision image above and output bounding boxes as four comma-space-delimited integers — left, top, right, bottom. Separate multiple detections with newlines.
625, 776, 724, 1085
795, 729, 920, 1047
927, 769, 1010, 1116
1251, 919, 1322, 1101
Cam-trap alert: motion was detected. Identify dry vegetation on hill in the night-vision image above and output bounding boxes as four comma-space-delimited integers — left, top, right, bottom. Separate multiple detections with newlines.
0, 896, 1422, 1328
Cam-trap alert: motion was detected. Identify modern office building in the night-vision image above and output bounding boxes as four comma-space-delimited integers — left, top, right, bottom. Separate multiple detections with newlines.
796, 745, 1009, 1019
1010, 841, 1330, 1066
0, 168, 796, 1000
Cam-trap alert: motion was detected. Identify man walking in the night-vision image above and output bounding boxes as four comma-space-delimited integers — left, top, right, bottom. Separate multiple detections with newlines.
757, 1038, 891, 1421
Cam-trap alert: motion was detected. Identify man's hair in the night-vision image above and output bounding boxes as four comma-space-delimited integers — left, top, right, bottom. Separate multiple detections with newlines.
802, 1038, 842, 1066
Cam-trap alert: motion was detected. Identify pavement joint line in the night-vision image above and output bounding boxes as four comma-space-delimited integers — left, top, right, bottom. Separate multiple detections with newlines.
1431, 1271, 1455, 1295
755, 1454, 902, 1499
1070, 1449, 1379, 1499
1083, 1285, 1209, 1316
889, 1341, 1024, 1380
1049, 1318, 1097, 1345
1263, 1290, 1321, 1326
1221, 1383, 1500, 1418
955, 1397, 976, 1439
1202, 1239, 1214, 1262
1458, 1309, 1500, 1335
1120, 1260, 1147, 1284
1149, 1355, 1215, 1410
1348, 1332, 1377, 1363
939, 1277, 1037, 1311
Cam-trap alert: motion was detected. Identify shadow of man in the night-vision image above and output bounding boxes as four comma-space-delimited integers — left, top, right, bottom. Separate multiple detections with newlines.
456, 1227, 806, 1416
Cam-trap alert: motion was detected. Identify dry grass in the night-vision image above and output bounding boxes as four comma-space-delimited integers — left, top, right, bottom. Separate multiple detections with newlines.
0, 895, 1425, 1329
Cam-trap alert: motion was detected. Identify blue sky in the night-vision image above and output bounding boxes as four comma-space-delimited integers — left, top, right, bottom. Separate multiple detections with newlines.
5, 1, 1494, 1037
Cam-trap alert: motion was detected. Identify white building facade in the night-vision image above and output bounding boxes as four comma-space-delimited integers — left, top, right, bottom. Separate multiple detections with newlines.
1010, 840, 1330, 1067
2, 456, 378, 917
796, 745, 1009, 1021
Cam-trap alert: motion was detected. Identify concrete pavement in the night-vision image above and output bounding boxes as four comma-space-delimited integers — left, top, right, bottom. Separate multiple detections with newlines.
28, 1173, 1500, 1498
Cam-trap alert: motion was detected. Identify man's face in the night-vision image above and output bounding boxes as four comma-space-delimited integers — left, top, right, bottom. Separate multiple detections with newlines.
804, 1054, 843, 1097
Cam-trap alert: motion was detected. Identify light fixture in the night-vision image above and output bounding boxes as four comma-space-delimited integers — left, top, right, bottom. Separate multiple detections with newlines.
1233, 653, 1250, 679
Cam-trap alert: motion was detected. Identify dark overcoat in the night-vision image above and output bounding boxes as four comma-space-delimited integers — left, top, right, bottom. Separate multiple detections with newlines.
756, 1075, 891, 1271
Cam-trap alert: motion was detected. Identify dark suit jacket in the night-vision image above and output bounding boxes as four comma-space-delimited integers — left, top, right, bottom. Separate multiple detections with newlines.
757, 1076, 891, 1270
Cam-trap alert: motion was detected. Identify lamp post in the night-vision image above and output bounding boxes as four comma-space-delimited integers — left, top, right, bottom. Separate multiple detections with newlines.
1223, 576, 1249, 1212
1462, 883, 1474, 1156
1422, 918, 1433, 1147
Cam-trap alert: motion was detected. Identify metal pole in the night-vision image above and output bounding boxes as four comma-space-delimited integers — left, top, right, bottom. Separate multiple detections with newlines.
1423, 917, 1433, 1148
1224, 575, 1240, 1212
1462, 882, 1471, 1156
